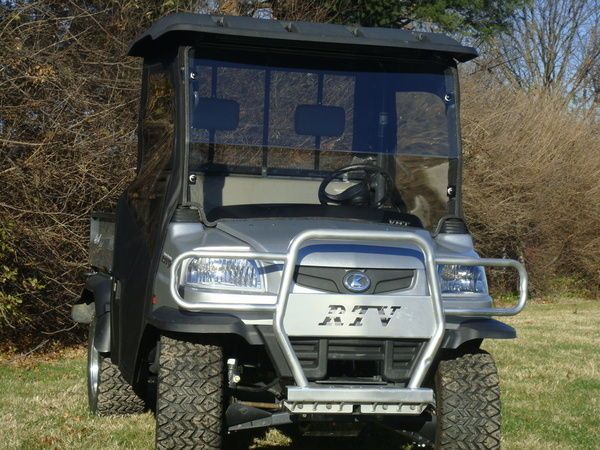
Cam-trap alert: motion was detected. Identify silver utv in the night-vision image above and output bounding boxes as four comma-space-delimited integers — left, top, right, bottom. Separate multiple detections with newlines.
74, 13, 528, 450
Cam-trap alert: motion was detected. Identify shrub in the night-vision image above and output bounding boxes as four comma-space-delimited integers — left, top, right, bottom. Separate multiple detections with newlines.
0, 2, 597, 348
0, 222, 44, 328
0, 1, 152, 346
461, 74, 600, 295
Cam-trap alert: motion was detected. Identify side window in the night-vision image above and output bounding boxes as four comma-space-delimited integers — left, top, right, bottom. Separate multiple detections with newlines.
128, 69, 175, 246
141, 70, 175, 168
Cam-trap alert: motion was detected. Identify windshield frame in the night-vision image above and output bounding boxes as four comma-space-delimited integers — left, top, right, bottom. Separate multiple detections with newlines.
181, 44, 464, 227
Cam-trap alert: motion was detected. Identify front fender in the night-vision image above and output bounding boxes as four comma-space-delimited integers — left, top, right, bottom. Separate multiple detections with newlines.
147, 306, 263, 345
442, 317, 516, 349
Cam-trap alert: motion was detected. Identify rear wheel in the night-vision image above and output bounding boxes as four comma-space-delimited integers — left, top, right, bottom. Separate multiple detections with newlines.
434, 351, 501, 449
155, 336, 225, 450
87, 318, 146, 416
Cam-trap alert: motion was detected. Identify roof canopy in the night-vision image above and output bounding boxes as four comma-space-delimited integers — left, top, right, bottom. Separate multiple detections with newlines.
129, 13, 478, 63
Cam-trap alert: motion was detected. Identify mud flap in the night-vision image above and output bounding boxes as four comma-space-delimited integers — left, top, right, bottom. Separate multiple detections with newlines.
73, 273, 113, 353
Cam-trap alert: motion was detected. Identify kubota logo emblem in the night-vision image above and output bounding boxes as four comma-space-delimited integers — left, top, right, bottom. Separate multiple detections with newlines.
318, 305, 402, 327
342, 271, 371, 292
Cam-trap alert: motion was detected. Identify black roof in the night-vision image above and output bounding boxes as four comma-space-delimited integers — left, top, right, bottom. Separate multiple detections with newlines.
129, 13, 477, 62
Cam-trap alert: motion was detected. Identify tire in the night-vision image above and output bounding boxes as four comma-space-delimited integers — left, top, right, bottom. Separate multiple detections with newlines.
434, 351, 501, 449
155, 336, 225, 450
87, 318, 146, 416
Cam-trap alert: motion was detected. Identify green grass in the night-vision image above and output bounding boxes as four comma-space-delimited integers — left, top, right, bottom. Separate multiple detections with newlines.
0, 299, 598, 449
483, 299, 600, 449
0, 349, 154, 449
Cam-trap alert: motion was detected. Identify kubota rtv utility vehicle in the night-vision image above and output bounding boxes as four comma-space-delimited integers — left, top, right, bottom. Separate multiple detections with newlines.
72, 13, 528, 449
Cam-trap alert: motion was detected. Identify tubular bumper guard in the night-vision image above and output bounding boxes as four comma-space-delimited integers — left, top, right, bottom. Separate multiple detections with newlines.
169, 229, 527, 414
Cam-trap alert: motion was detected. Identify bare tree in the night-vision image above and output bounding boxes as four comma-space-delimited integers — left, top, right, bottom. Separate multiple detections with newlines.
479, 0, 600, 107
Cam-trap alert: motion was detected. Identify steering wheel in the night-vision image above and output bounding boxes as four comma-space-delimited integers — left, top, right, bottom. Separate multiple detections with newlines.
318, 164, 395, 207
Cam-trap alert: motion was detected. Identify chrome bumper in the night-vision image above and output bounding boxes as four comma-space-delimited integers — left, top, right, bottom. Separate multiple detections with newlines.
169, 229, 527, 413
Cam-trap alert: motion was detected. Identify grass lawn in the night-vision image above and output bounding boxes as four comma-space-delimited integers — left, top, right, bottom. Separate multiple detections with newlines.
0, 299, 598, 449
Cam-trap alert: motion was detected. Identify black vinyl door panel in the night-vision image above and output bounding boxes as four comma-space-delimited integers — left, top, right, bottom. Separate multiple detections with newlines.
111, 194, 151, 370
110, 66, 176, 382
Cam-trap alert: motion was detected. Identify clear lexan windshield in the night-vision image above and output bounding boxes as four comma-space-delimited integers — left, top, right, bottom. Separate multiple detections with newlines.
187, 55, 459, 229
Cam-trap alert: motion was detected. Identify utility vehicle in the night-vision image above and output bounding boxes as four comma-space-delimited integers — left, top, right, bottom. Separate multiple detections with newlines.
72, 13, 528, 449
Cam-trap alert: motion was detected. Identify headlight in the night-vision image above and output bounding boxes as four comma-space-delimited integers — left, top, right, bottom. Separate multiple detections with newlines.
438, 265, 488, 294
182, 257, 264, 292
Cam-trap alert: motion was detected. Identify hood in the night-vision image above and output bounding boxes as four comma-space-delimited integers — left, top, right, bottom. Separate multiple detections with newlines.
215, 218, 434, 269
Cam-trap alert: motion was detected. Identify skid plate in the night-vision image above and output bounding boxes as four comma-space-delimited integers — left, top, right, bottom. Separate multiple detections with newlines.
285, 385, 434, 415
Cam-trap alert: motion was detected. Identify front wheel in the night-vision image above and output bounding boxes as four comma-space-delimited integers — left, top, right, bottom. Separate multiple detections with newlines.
434, 351, 502, 449
155, 336, 225, 449
87, 318, 146, 416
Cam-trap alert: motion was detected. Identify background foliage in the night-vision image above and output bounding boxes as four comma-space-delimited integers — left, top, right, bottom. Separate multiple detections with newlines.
0, 0, 598, 348
320, 0, 528, 38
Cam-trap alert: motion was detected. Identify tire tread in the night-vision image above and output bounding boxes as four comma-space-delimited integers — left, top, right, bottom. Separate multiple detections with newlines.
435, 352, 501, 449
96, 356, 146, 416
155, 336, 224, 450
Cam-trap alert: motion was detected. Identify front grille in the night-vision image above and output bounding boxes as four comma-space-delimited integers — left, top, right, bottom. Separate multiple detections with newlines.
290, 338, 425, 382
294, 266, 415, 294
291, 339, 325, 372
